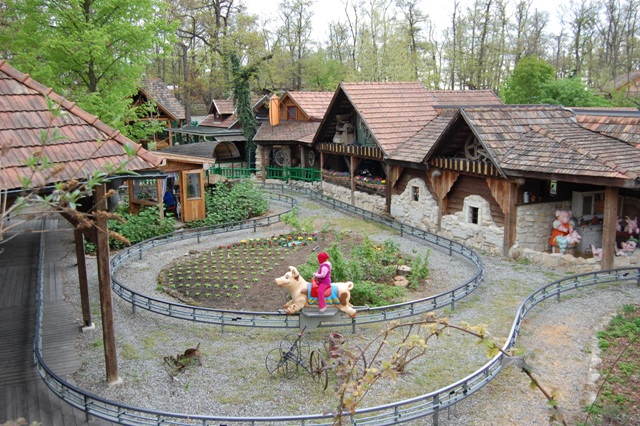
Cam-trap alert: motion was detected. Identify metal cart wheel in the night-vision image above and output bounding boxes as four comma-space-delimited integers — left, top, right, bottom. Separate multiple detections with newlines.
309, 350, 328, 390
265, 348, 296, 379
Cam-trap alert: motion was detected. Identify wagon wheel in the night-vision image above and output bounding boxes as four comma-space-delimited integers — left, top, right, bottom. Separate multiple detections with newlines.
309, 350, 328, 390
463, 134, 489, 161
274, 149, 291, 167
281, 333, 310, 361
265, 348, 296, 379
307, 150, 316, 167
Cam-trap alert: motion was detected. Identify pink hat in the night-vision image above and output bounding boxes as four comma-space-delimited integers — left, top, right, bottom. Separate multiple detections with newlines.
318, 252, 329, 264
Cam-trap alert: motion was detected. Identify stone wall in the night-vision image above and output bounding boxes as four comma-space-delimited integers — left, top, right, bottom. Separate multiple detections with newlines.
321, 181, 386, 214
515, 200, 571, 252
389, 178, 439, 232
511, 246, 640, 274
439, 194, 504, 254
255, 145, 265, 176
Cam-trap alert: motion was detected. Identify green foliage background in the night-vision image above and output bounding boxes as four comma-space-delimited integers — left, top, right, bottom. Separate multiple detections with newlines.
187, 180, 269, 228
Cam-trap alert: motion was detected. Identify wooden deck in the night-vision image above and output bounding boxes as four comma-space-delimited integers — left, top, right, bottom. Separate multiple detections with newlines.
0, 218, 114, 425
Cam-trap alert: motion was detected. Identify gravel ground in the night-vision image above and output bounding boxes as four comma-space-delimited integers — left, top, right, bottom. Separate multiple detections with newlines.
55, 195, 640, 425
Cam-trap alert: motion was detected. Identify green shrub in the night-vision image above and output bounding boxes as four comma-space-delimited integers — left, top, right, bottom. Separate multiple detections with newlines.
297, 235, 428, 307
187, 180, 269, 228
85, 205, 176, 253
350, 280, 406, 307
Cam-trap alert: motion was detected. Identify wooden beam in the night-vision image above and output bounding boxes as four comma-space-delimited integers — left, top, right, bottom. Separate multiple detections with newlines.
74, 229, 92, 328
350, 157, 359, 205
385, 164, 392, 213
502, 181, 518, 256
602, 186, 619, 270
431, 170, 459, 230
94, 184, 120, 385
157, 178, 164, 220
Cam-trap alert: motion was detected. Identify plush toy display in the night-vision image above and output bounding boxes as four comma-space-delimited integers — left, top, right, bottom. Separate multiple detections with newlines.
624, 216, 640, 235
550, 210, 580, 254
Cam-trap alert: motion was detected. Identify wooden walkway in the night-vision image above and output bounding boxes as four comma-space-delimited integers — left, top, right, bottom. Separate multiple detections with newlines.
0, 218, 114, 425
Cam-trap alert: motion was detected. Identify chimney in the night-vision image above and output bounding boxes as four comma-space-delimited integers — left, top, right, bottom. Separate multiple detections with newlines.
269, 94, 280, 126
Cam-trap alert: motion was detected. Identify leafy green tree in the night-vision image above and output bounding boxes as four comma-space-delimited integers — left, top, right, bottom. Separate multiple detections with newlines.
1, 0, 176, 134
304, 50, 347, 90
500, 55, 556, 104
539, 76, 612, 107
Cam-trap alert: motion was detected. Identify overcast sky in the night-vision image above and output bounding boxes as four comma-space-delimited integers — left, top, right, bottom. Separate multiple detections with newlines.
241, 0, 566, 42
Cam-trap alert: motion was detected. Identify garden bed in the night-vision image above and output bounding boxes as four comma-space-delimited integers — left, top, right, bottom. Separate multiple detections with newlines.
157, 231, 430, 312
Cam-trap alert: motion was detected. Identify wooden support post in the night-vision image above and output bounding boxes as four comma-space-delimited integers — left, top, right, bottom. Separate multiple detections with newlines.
157, 178, 164, 220
502, 181, 518, 256
602, 186, 619, 270
350, 156, 358, 205
74, 229, 92, 328
385, 164, 392, 214
94, 184, 120, 385
261, 146, 266, 181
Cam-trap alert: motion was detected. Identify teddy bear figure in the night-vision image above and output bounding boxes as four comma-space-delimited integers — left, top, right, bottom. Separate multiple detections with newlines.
550, 210, 578, 254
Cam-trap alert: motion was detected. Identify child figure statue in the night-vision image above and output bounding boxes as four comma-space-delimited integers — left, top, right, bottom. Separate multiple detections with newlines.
313, 252, 332, 313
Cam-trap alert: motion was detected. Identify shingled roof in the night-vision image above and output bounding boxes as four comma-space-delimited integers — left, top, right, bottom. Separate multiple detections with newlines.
316, 83, 505, 159
0, 61, 163, 191
572, 107, 640, 147
460, 105, 640, 184
254, 120, 320, 144
286, 91, 334, 121
338, 82, 438, 156
426, 90, 502, 106
139, 78, 186, 122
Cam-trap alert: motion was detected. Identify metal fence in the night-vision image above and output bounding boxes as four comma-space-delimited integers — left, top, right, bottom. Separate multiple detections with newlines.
30, 186, 640, 425
110, 185, 484, 332
209, 166, 322, 182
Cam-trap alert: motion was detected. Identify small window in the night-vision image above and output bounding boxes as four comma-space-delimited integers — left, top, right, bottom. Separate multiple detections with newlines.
186, 173, 202, 199
469, 206, 479, 224
412, 186, 420, 201
287, 106, 296, 120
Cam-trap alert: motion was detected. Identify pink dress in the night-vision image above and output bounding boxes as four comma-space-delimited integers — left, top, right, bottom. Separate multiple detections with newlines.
314, 262, 332, 309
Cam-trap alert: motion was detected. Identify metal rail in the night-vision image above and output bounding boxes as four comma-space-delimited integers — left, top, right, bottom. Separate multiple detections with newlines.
110, 184, 484, 331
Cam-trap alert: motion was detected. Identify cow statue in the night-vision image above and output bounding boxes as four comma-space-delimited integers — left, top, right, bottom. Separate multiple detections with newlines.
275, 266, 357, 318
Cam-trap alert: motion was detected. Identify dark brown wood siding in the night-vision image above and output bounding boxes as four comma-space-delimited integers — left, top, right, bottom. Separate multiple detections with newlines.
446, 174, 505, 227
395, 169, 426, 195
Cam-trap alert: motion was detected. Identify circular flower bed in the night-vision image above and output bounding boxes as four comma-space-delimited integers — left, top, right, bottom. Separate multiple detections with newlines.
157, 233, 322, 311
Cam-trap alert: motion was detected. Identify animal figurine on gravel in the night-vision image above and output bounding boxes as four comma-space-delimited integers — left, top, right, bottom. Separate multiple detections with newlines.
275, 266, 357, 318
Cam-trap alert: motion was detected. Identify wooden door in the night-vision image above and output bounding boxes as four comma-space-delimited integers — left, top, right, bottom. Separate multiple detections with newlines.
179, 169, 206, 222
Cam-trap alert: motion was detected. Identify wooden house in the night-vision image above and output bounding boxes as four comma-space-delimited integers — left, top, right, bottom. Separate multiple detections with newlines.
135, 78, 186, 149
312, 82, 640, 268
168, 95, 270, 168
313, 82, 502, 216
253, 91, 334, 176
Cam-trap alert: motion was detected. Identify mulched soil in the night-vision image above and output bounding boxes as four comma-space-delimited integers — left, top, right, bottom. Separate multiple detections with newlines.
157, 230, 427, 312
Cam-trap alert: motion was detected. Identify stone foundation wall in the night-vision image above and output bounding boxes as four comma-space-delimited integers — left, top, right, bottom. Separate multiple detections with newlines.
389, 178, 439, 233
439, 194, 504, 255
511, 247, 640, 274
321, 182, 386, 214
255, 145, 265, 174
